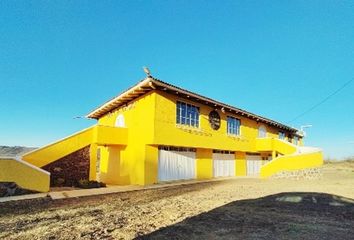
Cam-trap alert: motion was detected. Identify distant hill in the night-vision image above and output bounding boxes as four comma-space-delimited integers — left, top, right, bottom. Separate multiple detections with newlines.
0, 146, 37, 158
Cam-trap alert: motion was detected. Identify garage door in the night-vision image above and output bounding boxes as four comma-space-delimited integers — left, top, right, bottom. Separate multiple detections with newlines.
213, 151, 235, 177
246, 154, 263, 176
158, 146, 196, 182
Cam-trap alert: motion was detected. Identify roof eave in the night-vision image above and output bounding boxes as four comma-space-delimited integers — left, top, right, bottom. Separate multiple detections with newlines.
86, 77, 298, 132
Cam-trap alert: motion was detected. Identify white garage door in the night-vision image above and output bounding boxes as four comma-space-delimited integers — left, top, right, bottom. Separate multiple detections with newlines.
246, 155, 263, 176
158, 147, 196, 182
213, 152, 235, 177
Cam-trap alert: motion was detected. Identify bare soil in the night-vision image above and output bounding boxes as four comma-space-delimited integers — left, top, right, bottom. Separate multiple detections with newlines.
0, 162, 353, 240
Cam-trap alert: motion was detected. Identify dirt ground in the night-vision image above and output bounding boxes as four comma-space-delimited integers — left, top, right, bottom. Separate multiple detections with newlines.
1, 162, 354, 240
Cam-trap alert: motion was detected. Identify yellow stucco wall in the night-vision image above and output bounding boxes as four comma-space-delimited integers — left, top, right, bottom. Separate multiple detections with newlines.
152, 90, 289, 152
196, 148, 213, 179
97, 92, 156, 185
260, 151, 324, 178
0, 158, 50, 192
256, 138, 297, 155
22, 125, 127, 168
235, 151, 247, 176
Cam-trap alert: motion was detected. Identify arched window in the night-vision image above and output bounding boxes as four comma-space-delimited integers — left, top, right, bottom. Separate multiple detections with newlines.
115, 114, 125, 127
258, 125, 267, 138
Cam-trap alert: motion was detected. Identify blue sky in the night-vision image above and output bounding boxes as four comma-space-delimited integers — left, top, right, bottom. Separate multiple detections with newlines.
0, 1, 353, 159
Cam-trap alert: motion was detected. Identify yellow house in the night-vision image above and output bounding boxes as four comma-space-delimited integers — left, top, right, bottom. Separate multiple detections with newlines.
16, 76, 323, 192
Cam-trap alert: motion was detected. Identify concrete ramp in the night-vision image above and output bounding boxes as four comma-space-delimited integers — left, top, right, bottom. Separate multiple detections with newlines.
260, 146, 323, 178
12, 125, 128, 192
22, 125, 128, 168
0, 157, 50, 192
256, 138, 323, 178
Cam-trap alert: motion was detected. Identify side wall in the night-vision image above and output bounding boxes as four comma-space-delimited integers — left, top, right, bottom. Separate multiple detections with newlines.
98, 92, 156, 185
95, 90, 303, 185
0, 159, 50, 192
152, 90, 291, 151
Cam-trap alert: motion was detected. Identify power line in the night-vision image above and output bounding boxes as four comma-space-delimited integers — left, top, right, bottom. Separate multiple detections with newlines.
288, 77, 354, 124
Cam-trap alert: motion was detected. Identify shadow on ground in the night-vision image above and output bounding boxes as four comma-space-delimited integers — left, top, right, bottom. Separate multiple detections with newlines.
137, 192, 354, 240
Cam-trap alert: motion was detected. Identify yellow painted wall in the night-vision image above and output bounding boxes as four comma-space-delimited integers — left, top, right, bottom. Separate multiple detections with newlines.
235, 151, 247, 176
22, 125, 127, 168
98, 92, 156, 185
23, 126, 95, 167
256, 138, 297, 155
260, 151, 323, 178
89, 144, 98, 181
0, 158, 50, 192
196, 148, 213, 179
98, 145, 127, 184
145, 145, 159, 184
152, 90, 294, 152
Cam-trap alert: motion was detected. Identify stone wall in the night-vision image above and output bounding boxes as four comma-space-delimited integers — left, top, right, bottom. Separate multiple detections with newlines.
42, 146, 91, 187
0, 182, 36, 197
271, 168, 322, 180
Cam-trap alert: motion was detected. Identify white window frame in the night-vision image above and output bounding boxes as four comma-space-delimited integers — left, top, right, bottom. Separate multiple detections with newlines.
227, 116, 241, 136
176, 101, 200, 128
115, 114, 125, 127
279, 131, 286, 140
258, 125, 267, 138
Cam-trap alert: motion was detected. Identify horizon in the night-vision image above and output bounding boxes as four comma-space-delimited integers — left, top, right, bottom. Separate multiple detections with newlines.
1, 1, 353, 159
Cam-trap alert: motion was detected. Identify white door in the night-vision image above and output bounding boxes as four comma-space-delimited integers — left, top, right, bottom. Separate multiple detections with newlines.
246, 155, 263, 176
213, 153, 235, 177
158, 148, 196, 182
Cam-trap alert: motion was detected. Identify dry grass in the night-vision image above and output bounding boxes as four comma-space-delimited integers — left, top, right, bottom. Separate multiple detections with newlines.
0, 161, 353, 240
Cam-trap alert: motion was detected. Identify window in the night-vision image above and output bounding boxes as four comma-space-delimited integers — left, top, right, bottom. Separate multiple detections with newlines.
227, 116, 241, 136
258, 125, 267, 138
176, 101, 199, 127
279, 131, 286, 140
293, 136, 299, 145
213, 149, 235, 154
159, 146, 196, 152
115, 114, 125, 127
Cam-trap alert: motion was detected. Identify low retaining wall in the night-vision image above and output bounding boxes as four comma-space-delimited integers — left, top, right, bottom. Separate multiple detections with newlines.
260, 150, 323, 178
271, 168, 322, 180
0, 158, 50, 192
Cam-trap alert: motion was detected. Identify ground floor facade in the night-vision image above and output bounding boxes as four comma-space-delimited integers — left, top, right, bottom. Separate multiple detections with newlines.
94, 144, 274, 186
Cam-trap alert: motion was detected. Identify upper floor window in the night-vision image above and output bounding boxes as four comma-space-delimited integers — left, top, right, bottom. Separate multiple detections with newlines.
258, 125, 267, 138
293, 136, 299, 145
115, 114, 125, 127
176, 101, 199, 127
227, 117, 241, 136
279, 131, 286, 140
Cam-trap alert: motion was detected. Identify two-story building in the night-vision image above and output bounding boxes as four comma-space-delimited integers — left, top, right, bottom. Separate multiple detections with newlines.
16, 75, 323, 192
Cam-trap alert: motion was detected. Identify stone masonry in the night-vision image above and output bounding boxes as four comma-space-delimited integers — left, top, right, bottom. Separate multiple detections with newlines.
42, 146, 91, 187
271, 168, 323, 180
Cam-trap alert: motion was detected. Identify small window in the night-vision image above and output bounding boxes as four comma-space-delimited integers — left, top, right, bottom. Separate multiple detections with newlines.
115, 114, 125, 127
227, 117, 241, 136
293, 136, 299, 145
279, 131, 286, 140
258, 125, 267, 138
176, 101, 199, 128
